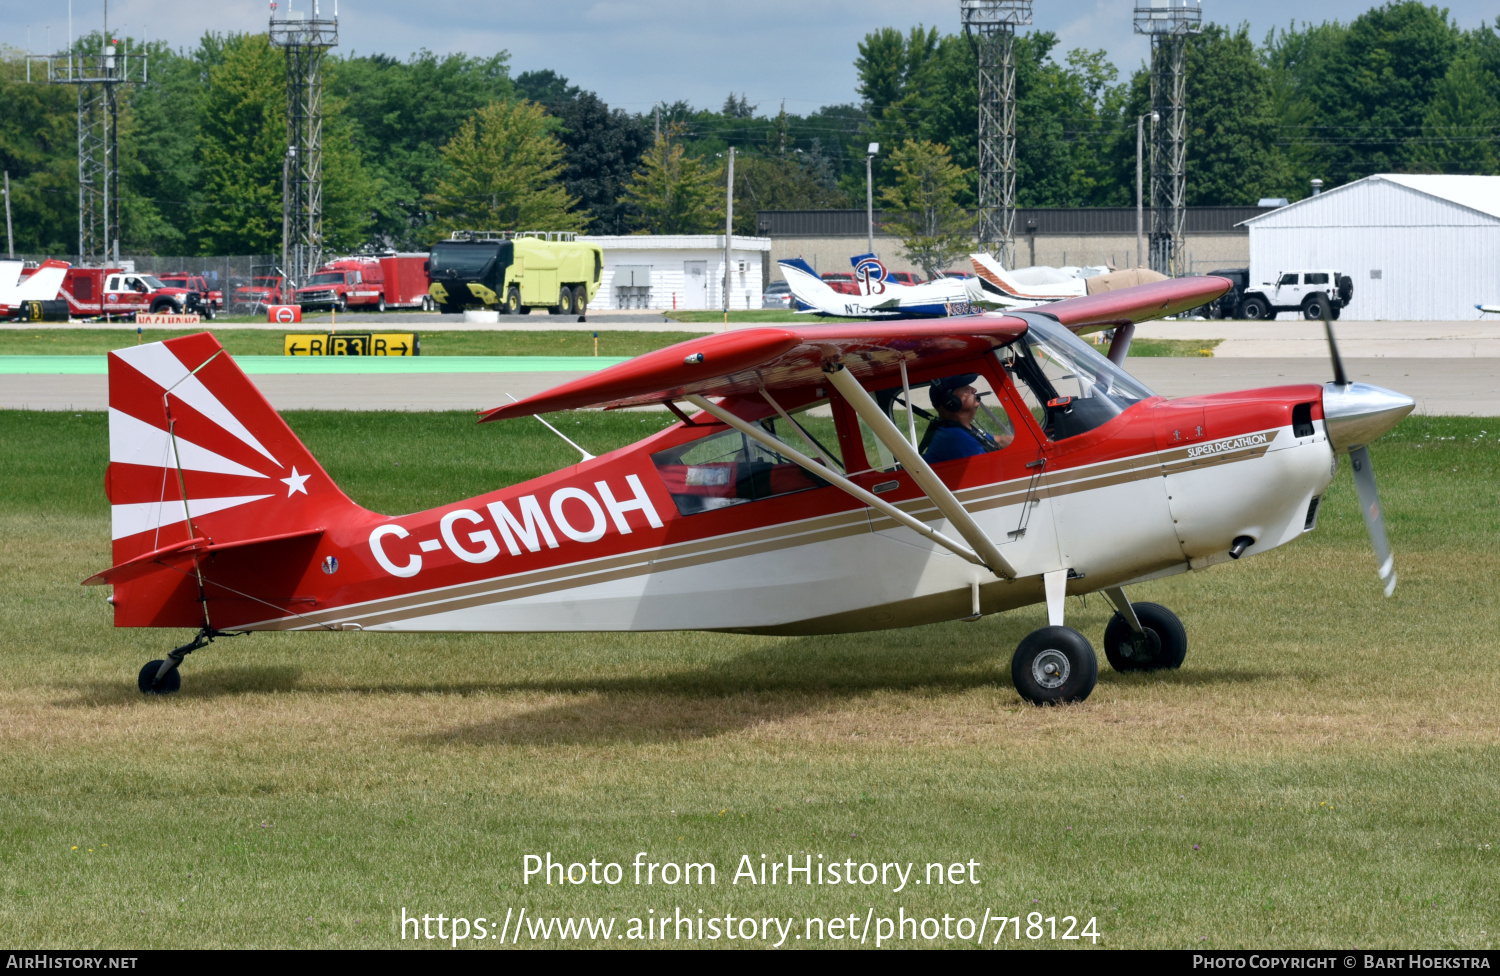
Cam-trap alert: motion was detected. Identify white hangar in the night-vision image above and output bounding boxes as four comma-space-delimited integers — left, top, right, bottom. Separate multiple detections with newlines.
1241, 174, 1500, 320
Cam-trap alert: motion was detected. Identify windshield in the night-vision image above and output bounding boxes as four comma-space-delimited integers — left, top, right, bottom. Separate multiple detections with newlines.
137, 275, 166, 290
430, 241, 510, 279
1000, 315, 1155, 441
306, 272, 346, 285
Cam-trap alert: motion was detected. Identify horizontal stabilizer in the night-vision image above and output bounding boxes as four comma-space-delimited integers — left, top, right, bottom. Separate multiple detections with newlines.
83, 526, 325, 586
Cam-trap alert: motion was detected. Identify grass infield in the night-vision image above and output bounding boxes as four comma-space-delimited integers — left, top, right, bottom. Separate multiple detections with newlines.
1, 409, 1496, 948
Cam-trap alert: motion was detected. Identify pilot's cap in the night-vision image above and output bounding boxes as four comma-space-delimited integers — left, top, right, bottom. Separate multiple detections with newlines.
930, 373, 980, 410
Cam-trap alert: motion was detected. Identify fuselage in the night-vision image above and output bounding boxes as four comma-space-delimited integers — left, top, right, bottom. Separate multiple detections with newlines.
122, 362, 1332, 637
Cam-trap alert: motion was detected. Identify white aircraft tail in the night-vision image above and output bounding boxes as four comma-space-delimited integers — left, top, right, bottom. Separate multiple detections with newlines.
969, 253, 1087, 300
0, 259, 69, 305
778, 259, 842, 312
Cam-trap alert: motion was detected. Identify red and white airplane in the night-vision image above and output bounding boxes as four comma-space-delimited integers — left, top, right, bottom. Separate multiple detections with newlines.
87, 275, 1413, 704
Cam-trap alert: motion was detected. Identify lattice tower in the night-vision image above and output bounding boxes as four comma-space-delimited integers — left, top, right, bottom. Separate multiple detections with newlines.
33, 37, 146, 263
270, 10, 339, 286
962, 0, 1031, 269
1134, 2, 1200, 276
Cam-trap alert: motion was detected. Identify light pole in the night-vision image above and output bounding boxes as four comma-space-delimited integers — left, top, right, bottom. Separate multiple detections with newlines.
1135, 111, 1158, 270
866, 142, 879, 255
723, 146, 734, 327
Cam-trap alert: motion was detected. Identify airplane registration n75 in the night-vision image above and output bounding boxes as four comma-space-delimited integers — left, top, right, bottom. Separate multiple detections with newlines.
88, 275, 1413, 704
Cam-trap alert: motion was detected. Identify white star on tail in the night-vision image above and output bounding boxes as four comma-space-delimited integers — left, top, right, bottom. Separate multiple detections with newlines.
281, 466, 310, 497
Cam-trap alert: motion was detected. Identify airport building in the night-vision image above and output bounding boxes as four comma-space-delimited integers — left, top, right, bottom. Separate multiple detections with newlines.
580, 235, 772, 311
1242, 175, 1500, 321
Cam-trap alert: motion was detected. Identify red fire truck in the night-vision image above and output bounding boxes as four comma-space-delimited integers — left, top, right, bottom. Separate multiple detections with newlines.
49, 267, 209, 320
157, 273, 224, 317
294, 254, 433, 312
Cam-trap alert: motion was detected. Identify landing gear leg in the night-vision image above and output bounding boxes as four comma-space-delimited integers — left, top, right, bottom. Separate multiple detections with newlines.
1101, 590, 1187, 673
1012, 570, 1098, 704
138, 627, 236, 694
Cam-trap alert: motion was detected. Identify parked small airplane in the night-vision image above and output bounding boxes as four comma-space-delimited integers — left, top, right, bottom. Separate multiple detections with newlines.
779, 255, 983, 319
88, 275, 1413, 705
0, 258, 69, 317
969, 253, 1170, 306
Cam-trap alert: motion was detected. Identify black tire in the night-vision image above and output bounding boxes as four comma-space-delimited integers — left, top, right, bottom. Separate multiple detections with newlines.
560, 286, 576, 315
202, 305, 216, 321
504, 287, 522, 315
1102, 602, 1188, 673
1302, 294, 1328, 321
1238, 296, 1269, 320
138, 660, 181, 694
1011, 626, 1099, 705
573, 285, 588, 315
1332, 304, 1341, 320
376, 295, 386, 313
335, 295, 348, 313
149, 300, 176, 315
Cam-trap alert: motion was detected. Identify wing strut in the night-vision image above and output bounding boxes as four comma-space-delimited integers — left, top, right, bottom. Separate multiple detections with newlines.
822, 364, 1017, 580
681, 395, 987, 569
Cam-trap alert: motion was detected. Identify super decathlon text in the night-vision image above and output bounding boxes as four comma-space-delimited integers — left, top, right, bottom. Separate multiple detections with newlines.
523, 852, 982, 894
1186, 432, 1270, 459
369, 474, 663, 578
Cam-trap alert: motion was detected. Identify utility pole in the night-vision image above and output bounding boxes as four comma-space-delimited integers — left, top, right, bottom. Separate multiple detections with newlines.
1135, 112, 1156, 269
3, 171, 13, 258
962, 0, 1031, 269
866, 143, 878, 255
654, 105, 660, 141
723, 147, 734, 326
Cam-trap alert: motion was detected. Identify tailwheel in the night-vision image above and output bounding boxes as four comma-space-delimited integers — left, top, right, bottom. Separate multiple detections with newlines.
1011, 626, 1098, 705
138, 660, 182, 694
1102, 601, 1187, 672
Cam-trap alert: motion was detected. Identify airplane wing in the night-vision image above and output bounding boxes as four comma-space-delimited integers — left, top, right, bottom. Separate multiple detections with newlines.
481, 275, 1227, 421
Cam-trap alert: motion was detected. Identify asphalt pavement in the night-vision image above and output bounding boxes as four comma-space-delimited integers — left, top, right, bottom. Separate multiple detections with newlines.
7, 357, 1497, 414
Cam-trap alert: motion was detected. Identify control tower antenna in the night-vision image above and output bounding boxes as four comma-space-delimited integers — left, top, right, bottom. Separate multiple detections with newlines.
270, 2, 339, 287
1133, 0, 1201, 276
30, 0, 147, 264
961, 0, 1031, 270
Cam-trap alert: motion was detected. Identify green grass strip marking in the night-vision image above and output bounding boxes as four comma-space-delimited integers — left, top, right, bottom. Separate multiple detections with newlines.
0, 355, 629, 375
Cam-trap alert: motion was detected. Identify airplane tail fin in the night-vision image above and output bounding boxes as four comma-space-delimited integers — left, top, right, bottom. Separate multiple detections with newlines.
99, 333, 369, 627
968, 252, 1028, 297
15, 259, 69, 302
778, 258, 843, 311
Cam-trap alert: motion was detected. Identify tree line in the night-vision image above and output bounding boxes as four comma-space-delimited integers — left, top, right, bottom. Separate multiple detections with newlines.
0, 1, 1495, 258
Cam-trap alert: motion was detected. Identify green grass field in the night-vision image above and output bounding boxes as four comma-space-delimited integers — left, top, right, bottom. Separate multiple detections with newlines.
1, 409, 1496, 948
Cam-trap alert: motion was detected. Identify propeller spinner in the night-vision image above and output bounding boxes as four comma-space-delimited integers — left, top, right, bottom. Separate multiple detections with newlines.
1318, 305, 1415, 596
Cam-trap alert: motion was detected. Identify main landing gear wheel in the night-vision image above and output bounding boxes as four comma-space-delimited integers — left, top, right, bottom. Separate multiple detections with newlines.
1011, 626, 1098, 705
138, 660, 182, 694
1103, 602, 1187, 672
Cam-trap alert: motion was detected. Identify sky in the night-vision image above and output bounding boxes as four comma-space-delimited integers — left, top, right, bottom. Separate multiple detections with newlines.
7, 1, 1497, 114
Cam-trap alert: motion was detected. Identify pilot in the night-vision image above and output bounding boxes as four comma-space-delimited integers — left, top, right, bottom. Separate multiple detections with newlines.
922, 374, 1005, 463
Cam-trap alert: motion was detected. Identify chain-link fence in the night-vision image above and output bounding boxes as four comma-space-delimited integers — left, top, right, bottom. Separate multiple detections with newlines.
11, 254, 281, 311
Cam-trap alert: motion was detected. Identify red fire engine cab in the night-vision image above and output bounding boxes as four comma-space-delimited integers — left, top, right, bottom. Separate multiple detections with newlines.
50, 267, 208, 320
294, 254, 433, 312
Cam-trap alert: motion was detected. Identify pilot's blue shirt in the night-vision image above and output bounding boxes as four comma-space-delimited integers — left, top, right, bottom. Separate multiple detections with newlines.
922, 421, 999, 464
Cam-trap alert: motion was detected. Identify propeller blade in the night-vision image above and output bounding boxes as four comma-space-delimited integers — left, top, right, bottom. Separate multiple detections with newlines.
1348, 445, 1396, 597
1322, 300, 1349, 386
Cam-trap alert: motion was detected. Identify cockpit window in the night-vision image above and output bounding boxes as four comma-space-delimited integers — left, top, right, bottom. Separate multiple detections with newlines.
1000, 316, 1155, 441
651, 401, 842, 515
